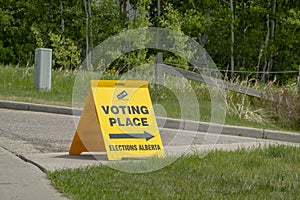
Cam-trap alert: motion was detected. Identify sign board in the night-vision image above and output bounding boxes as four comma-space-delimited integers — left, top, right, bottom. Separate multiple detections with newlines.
69, 80, 165, 160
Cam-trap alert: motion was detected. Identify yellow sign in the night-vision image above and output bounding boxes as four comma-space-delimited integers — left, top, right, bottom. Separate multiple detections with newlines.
69, 80, 165, 160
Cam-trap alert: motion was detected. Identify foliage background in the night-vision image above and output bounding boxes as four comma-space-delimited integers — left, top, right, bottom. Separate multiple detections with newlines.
1, 0, 299, 82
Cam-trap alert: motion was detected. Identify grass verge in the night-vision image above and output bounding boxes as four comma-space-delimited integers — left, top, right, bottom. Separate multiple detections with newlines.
0, 65, 74, 106
48, 145, 300, 200
0, 64, 299, 132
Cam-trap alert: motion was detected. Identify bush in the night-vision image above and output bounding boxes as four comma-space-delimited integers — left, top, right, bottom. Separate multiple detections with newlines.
262, 79, 300, 130
222, 76, 299, 130
49, 32, 81, 70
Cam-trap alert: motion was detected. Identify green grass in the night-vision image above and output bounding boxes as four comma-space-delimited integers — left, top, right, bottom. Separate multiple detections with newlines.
0, 65, 75, 106
0, 64, 299, 132
48, 145, 300, 200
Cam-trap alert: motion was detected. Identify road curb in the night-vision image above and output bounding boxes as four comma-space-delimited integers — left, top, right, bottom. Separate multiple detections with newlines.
1, 100, 299, 144
0, 100, 82, 116
157, 117, 300, 143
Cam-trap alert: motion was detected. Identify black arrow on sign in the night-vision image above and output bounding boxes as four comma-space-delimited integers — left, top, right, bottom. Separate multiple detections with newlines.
109, 131, 155, 141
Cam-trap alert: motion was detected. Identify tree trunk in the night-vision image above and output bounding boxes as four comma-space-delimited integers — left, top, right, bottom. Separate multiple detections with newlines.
230, 0, 235, 78
83, 0, 90, 70
60, 1, 66, 69
88, 0, 93, 54
60, 1, 65, 43
157, 0, 160, 18
198, 7, 210, 47
266, 0, 276, 80
262, 0, 270, 82
242, 1, 247, 68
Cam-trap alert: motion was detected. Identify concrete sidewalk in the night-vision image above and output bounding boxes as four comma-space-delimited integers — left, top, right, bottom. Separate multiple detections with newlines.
22, 140, 300, 172
0, 147, 67, 200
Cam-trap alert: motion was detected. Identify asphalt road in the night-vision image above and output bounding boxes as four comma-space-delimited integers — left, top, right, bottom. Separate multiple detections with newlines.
0, 108, 288, 157
0, 108, 76, 154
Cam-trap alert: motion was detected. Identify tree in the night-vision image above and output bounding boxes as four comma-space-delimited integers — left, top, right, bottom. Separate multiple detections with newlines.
0, 0, 299, 83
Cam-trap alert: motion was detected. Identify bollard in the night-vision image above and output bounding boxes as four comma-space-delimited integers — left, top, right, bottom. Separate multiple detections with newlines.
34, 48, 52, 90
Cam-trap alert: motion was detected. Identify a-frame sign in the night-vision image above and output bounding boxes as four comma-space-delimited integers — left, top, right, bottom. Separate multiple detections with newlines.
69, 80, 165, 160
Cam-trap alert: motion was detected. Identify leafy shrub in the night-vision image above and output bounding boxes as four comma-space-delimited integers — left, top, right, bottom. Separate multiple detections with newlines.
49, 32, 80, 70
